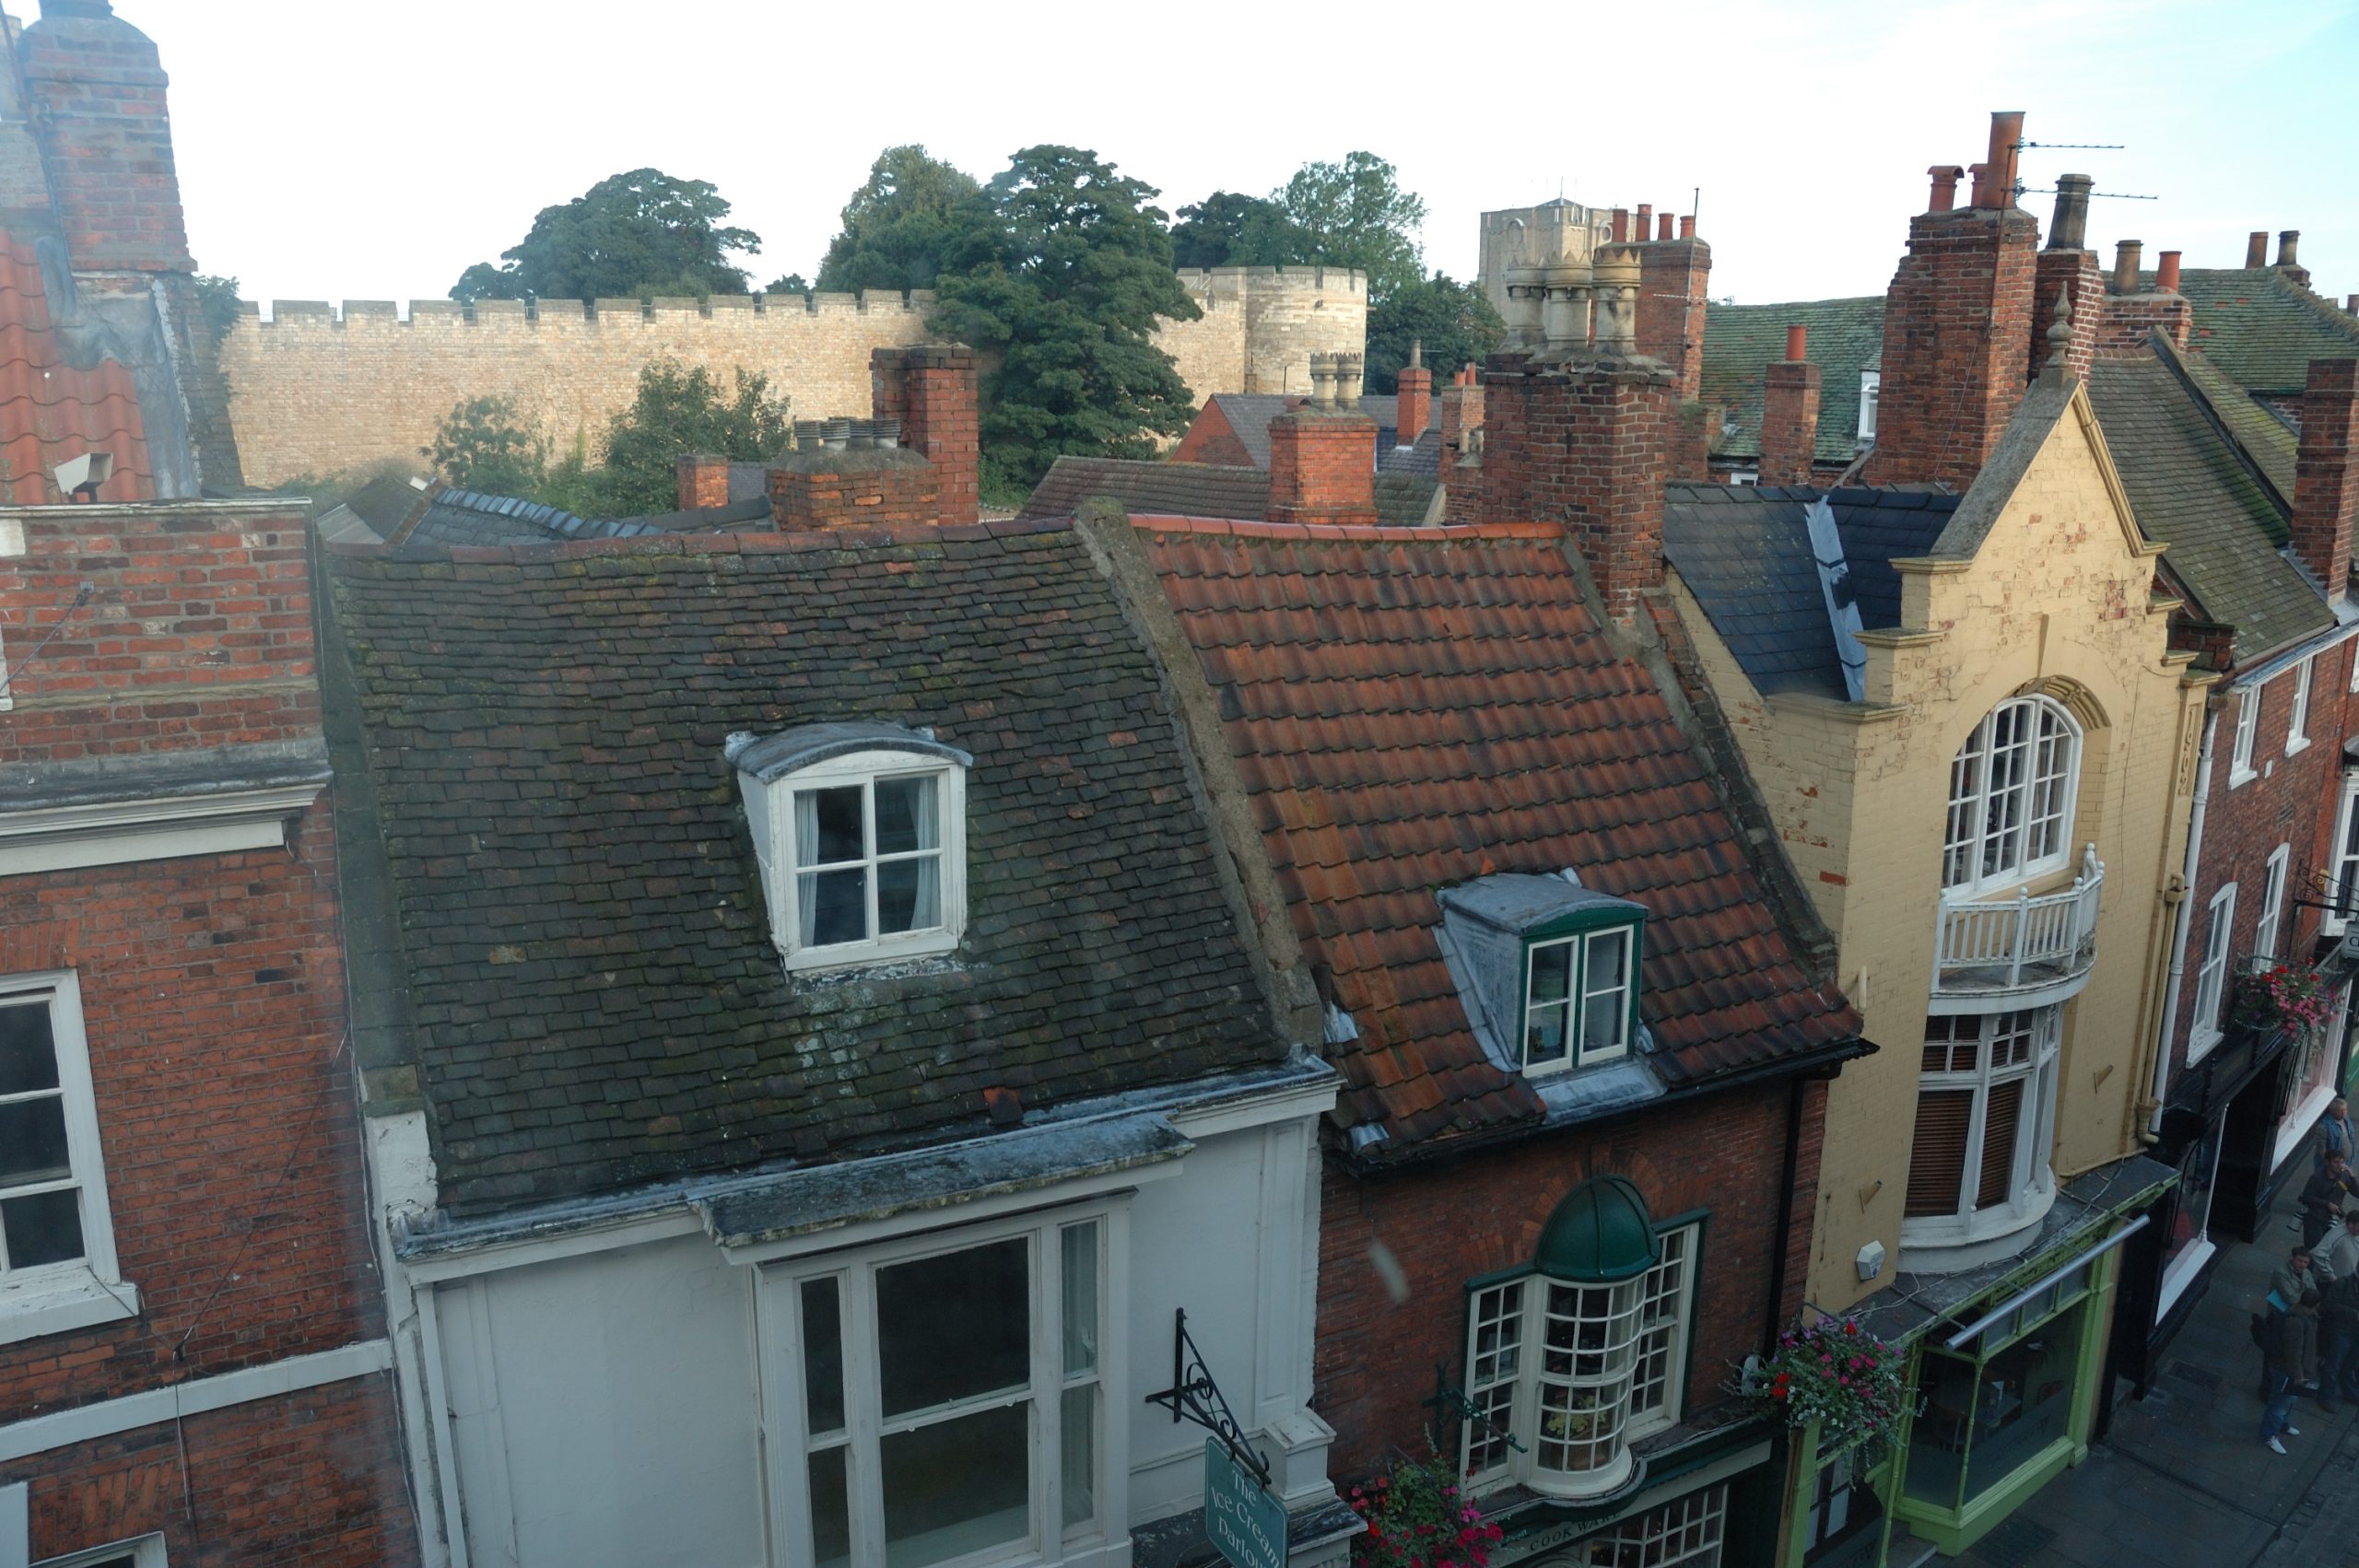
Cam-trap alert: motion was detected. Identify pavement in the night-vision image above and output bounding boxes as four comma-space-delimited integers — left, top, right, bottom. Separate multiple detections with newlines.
1935, 1185, 2359, 1568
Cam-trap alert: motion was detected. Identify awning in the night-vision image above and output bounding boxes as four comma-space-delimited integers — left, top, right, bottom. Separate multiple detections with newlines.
1942, 1214, 2150, 1350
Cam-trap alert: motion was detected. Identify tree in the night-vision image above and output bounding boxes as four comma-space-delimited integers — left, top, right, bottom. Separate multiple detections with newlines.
192, 274, 242, 340
449, 169, 761, 304
595, 358, 791, 515
763, 273, 811, 297
1364, 275, 1505, 394
929, 146, 1203, 498
814, 146, 995, 296
424, 396, 547, 497
1230, 153, 1427, 305
1169, 192, 1283, 269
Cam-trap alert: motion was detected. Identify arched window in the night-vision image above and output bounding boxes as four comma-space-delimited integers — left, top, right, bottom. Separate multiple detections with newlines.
1459, 1178, 1701, 1500
1942, 696, 2081, 893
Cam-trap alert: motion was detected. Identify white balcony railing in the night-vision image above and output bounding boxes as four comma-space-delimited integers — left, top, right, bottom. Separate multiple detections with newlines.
1933, 845, 2105, 995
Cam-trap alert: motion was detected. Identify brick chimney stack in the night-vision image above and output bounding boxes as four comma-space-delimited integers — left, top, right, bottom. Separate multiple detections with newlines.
1479, 344, 1679, 626
1635, 208, 1712, 402
1865, 112, 2040, 490
2247, 232, 2270, 268
2097, 244, 2193, 352
16, 1, 195, 274
1396, 339, 1433, 445
2292, 357, 2359, 603
1759, 325, 1822, 486
871, 344, 979, 525
1438, 364, 1486, 522
1268, 352, 1379, 527
2032, 175, 2104, 385
677, 453, 731, 510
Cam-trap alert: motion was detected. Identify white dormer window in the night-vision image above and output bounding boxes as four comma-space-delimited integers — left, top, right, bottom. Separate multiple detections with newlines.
1858, 369, 1881, 444
729, 724, 970, 972
1438, 875, 1646, 1080
1525, 927, 1635, 1071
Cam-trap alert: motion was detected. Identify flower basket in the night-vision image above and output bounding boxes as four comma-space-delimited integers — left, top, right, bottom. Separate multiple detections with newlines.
1747, 1316, 1908, 1455
1346, 1455, 1506, 1568
2232, 961, 2335, 1036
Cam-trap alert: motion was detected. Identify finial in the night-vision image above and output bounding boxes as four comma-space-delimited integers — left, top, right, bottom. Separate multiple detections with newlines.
2041, 287, 2075, 384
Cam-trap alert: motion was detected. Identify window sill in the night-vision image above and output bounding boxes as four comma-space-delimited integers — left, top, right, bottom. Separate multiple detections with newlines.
781, 929, 960, 975
2229, 765, 2259, 789
2289, 737, 2313, 758
0, 1269, 140, 1346
2187, 1024, 2224, 1065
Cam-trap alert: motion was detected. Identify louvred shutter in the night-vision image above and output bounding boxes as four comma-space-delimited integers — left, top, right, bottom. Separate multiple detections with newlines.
1906, 1091, 1973, 1217
1976, 1078, 2025, 1210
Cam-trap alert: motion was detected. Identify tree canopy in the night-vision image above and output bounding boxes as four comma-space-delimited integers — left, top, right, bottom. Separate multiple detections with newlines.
595, 360, 791, 515
451, 169, 762, 304
1191, 153, 1428, 304
1364, 275, 1505, 394
929, 146, 1203, 498
813, 146, 997, 296
1169, 192, 1283, 270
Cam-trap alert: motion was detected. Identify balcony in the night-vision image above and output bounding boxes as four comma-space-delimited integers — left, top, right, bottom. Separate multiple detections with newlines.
1933, 846, 2105, 1001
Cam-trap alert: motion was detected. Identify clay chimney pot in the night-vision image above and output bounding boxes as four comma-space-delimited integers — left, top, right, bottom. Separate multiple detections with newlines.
2112, 240, 2144, 296
1785, 323, 1808, 362
2156, 251, 2182, 294
2248, 231, 2271, 268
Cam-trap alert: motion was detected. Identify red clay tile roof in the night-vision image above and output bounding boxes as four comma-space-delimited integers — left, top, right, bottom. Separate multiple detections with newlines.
1135, 515, 1860, 1152
0, 227, 152, 503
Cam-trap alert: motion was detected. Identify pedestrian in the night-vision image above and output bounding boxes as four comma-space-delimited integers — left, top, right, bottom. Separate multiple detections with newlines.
2321, 1097, 2357, 1168
2318, 1208, 2359, 1288
2302, 1154, 2359, 1250
2262, 1248, 2320, 1453
2323, 1252, 2359, 1411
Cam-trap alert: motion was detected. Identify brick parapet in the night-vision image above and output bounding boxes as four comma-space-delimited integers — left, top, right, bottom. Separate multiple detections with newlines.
766, 462, 943, 531
2098, 291, 2194, 352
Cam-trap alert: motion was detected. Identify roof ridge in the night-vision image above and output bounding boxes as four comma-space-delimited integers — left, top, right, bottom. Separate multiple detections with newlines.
1128, 513, 1563, 542
324, 518, 1070, 562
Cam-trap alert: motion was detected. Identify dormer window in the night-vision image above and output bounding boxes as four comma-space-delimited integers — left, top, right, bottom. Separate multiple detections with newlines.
729, 723, 970, 972
1438, 875, 1646, 1079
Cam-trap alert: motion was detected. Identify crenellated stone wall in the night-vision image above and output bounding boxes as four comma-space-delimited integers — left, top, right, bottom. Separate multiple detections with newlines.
216, 267, 1367, 486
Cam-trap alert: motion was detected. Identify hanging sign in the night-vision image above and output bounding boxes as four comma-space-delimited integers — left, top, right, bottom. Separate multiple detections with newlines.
1203, 1436, 1288, 1568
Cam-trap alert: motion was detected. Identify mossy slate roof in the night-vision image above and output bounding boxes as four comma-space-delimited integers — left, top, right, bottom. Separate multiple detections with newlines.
1135, 518, 1860, 1151
1699, 297, 1885, 463
323, 521, 1285, 1214
2167, 268, 2359, 396
1022, 456, 1440, 528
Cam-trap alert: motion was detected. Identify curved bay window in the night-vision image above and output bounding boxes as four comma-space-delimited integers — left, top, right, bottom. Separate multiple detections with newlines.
1942, 696, 2081, 895
1905, 1011, 2060, 1252
1460, 1178, 1700, 1500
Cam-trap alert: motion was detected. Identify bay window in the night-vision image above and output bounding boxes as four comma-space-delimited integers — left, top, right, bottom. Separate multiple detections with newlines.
1942, 696, 2080, 894
1904, 1010, 2060, 1234
774, 1212, 1106, 1568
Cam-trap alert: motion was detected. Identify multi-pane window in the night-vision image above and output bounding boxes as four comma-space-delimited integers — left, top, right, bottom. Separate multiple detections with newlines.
1942, 697, 2079, 892
1905, 1010, 2060, 1227
1460, 1220, 1697, 1497
2289, 658, 2315, 753
2190, 884, 2236, 1053
1572, 1484, 1728, 1567
2231, 685, 2260, 783
788, 1217, 1103, 1568
1858, 370, 1881, 445
0, 980, 117, 1300
2256, 846, 2290, 962
1524, 926, 1637, 1073
2331, 778, 2359, 932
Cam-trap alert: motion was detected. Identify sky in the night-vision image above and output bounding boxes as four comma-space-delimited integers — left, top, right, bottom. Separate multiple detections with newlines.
137, 0, 2359, 313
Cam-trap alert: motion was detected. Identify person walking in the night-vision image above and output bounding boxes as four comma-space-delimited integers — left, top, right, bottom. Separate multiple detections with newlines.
2322, 1248, 2359, 1411
2318, 1208, 2359, 1287
2263, 1248, 2320, 1453
2321, 1097, 2357, 1168
2302, 1155, 2359, 1250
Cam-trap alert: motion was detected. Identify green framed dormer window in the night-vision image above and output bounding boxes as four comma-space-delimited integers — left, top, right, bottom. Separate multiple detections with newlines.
1438, 874, 1648, 1081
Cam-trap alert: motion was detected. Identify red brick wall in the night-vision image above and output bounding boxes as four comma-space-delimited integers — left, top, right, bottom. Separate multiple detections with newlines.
1396, 366, 1433, 447
1172, 401, 1257, 467
1635, 239, 1712, 404
16, 6, 196, 274
1439, 376, 1485, 522
1864, 206, 2039, 491
766, 463, 943, 529
2097, 292, 2193, 352
872, 345, 980, 525
1315, 1079, 1822, 1478
1478, 353, 1677, 624
2293, 358, 2359, 594
1758, 362, 1822, 486
1267, 411, 1378, 527
675, 453, 731, 510
1, 1377, 417, 1567
2030, 250, 2106, 384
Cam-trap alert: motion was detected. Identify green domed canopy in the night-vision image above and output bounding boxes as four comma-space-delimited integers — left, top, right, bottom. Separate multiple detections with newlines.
1535, 1175, 1659, 1282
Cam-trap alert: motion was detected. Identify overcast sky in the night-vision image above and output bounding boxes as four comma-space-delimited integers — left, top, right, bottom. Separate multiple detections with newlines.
139, 0, 2355, 312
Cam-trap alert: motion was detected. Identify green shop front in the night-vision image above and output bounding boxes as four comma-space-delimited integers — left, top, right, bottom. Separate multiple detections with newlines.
1775, 1158, 2175, 1568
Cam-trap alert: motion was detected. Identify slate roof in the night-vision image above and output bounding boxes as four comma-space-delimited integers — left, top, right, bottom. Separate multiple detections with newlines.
1199, 392, 1401, 467
390, 486, 772, 549
1662, 485, 1958, 698
322, 521, 1285, 1212
1379, 426, 1443, 477
2087, 337, 2330, 665
1133, 517, 1860, 1153
2166, 268, 2359, 396
1021, 456, 1442, 528
1699, 297, 1885, 464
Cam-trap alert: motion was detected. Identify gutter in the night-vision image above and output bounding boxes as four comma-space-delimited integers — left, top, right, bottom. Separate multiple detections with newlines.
2146, 708, 2218, 1139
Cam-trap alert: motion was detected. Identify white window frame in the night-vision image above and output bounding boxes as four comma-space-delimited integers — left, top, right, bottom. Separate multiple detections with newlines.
745, 748, 968, 974
2256, 845, 2291, 963
0, 971, 136, 1346
1904, 1009, 2061, 1243
1520, 924, 1637, 1076
2230, 684, 2261, 786
2288, 658, 2315, 755
1858, 369, 1882, 444
2350, 639, 2359, 695
757, 1204, 1115, 1568
1626, 1221, 1700, 1439
2190, 884, 2237, 1060
1729, 469, 1760, 486
35, 1534, 169, 1568
2330, 774, 2359, 938
1574, 1484, 1728, 1566
1942, 696, 2082, 896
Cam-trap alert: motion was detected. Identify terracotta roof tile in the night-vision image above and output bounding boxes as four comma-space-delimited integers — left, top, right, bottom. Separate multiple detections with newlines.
1138, 519, 1860, 1153
0, 228, 153, 503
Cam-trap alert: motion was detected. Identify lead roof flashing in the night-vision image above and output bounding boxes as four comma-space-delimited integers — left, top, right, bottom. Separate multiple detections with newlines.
725, 721, 973, 781
0, 736, 328, 812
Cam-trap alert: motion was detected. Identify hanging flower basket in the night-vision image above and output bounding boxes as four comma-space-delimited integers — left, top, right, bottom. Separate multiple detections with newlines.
1346, 1455, 1506, 1568
2233, 960, 2335, 1036
1747, 1316, 1909, 1453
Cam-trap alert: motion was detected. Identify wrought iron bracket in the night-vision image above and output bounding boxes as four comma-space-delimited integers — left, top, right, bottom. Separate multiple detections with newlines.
1422, 1362, 1526, 1458
1144, 1307, 1273, 1490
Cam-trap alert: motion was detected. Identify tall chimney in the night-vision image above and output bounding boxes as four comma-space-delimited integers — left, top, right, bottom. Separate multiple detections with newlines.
2247, 231, 2270, 268
1972, 112, 2025, 208
2111, 240, 2143, 295
1479, 348, 1679, 626
2292, 357, 2359, 603
870, 343, 980, 526
2046, 174, 2093, 252
2156, 252, 2182, 293
1395, 339, 1432, 446
1867, 124, 2041, 490
678, 452, 731, 510
1268, 384, 1379, 528
1679, 215, 1696, 240
1759, 327, 1823, 486
1636, 203, 1653, 239
1438, 366, 1486, 523
2277, 230, 2309, 287
1308, 351, 1337, 407
1636, 207, 1713, 401
17, 1, 194, 273
1657, 213, 1674, 241
1609, 207, 1630, 243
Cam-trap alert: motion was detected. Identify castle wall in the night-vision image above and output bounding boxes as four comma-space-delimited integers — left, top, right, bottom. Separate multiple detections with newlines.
216, 268, 1367, 487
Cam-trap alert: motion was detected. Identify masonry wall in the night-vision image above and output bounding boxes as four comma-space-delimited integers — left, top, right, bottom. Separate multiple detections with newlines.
1315, 1078, 1823, 1479
216, 268, 1368, 487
